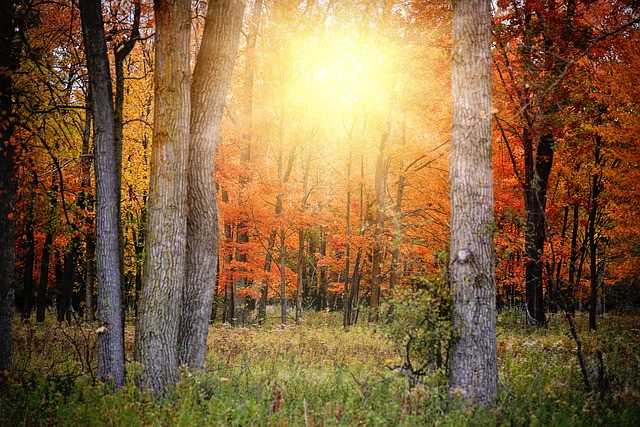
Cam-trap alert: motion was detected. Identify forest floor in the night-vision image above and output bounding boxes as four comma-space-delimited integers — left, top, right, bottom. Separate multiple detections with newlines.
2, 308, 640, 426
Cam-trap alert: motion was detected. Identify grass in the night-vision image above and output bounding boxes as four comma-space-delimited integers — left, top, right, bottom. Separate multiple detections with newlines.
2, 308, 640, 426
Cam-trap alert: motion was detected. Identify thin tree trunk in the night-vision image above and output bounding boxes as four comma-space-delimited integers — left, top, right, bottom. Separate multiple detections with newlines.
79, 0, 125, 388
369, 132, 389, 322
588, 135, 603, 331
36, 229, 53, 323
296, 229, 305, 324
233, 0, 263, 327
113, 0, 141, 322
523, 131, 553, 326
449, 0, 497, 406
22, 207, 35, 321
81, 100, 95, 322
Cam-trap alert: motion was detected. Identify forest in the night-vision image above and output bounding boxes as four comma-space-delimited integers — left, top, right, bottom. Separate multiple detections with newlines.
1, 0, 639, 425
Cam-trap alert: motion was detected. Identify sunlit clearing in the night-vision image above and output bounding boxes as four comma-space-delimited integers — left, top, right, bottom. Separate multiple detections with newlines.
289, 28, 398, 120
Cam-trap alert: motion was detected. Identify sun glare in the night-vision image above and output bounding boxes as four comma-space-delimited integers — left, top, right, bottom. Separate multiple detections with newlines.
289, 29, 398, 119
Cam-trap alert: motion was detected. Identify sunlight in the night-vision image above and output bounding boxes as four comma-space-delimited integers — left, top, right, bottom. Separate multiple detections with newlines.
289, 28, 398, 119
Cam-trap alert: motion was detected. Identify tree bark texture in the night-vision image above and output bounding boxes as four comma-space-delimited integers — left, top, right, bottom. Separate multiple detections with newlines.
448, 0, 498, 406
135, 0, 191, 393
179, 0, 244, 369
79, 0, 125, 388
0, 0, 18, 372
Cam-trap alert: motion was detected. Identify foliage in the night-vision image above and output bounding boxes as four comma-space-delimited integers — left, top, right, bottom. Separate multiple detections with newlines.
3, 312, 640, 426
379, 276, 454, 389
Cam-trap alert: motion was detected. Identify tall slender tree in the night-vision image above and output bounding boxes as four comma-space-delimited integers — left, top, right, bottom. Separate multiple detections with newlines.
79, 0, 125, 388
448, 0, 497, 406
0, 0, 19, 373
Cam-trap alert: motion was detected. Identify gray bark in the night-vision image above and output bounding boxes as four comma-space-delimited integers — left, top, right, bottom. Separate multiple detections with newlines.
448, 0, 498, 406
179, 0, 244, 369
135, 0, 191, 393
79, 0, 126, 388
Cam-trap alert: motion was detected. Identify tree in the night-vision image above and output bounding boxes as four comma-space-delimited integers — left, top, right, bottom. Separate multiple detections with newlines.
136, 0, 245, 391
179, 0, 244, 369
135, 0, 191, 392
448, 0, 497, 406
0, 0, 20, 373
79, 0, 125, 387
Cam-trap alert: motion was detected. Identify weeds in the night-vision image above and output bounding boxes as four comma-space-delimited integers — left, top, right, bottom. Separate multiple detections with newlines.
2, 311, 639, 426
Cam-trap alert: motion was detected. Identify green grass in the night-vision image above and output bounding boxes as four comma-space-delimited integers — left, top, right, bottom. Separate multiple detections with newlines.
2, 309, 639, 426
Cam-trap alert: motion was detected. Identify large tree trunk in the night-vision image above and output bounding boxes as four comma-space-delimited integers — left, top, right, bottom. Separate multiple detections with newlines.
79, 0, 125, 388
0, 0, 18, 372
448, 0, 497, 406
179, 0, 244, 369
135, 0, 191, 393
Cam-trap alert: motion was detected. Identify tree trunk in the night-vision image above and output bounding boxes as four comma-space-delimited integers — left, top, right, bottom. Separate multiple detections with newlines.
113, 0, 141, 323
588, 135, 603, 331
295, 229, 305, 324
448, 0, 497, 406
79, 0, 125, 388
369, 132, 389, 322
57, 241, 78, 323
81, 100, 95, 322
523, 131, 553, 326
135, 0, 191, 393
232, 0, 263, 327
22, 211, 35, 321
36, 229, 53, 323
0, 0, 18, 371
343, 152, 352, 327
179, 0, 244, 368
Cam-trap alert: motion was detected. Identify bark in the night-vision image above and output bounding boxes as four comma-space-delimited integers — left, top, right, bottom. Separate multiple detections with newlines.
135, 0, 191, 393
588, 135, 603, 331
449, 0, 497, 406
523, 130, 553, 326
179, 0, 244, 369
0, 0, 18, 373
79, 0, 125, 387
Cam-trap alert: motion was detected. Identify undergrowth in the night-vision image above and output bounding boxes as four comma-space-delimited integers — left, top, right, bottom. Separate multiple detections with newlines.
2, 309, 639, 426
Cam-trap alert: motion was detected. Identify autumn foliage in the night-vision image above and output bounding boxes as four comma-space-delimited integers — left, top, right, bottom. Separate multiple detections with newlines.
5, 0, 640, 327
